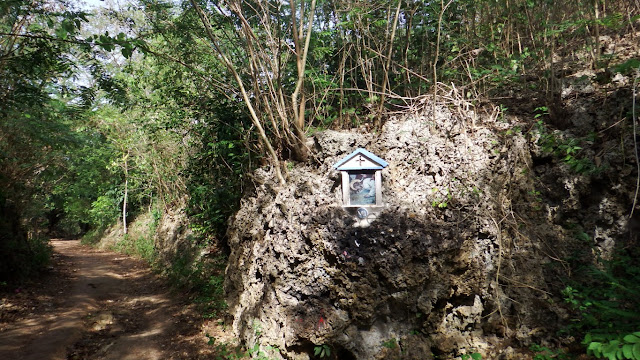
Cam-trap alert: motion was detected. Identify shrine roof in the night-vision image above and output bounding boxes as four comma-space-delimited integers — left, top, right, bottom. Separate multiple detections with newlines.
333, 148, 388, 171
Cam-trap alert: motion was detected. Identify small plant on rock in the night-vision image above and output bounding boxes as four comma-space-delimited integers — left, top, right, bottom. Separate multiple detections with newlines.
530, 344, 571, 360
460, 352, 482, 360
534, 120, 596, 174
313, 344, 331, 358
381, 338, 398, 349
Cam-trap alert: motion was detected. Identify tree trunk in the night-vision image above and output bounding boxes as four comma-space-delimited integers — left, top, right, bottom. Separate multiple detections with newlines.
122, 153, 128, 235
376, 0, 402, 128
290, 0, 317, 162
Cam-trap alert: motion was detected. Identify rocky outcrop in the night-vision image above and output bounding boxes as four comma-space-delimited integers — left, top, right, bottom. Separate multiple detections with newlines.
224, 96, 636, 359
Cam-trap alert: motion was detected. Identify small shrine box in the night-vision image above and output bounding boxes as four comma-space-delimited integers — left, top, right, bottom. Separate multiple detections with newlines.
333, 148, 388, 208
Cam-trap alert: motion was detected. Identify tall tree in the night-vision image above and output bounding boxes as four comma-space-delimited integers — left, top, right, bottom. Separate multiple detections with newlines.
185, 0, 319, 177
0, 0, 104, 279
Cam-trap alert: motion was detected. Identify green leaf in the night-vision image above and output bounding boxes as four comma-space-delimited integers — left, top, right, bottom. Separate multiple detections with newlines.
122, 47, 132, 59
314, 346, 322, 356
624, 334, 640, 344
622, 344, 633, 359
61, 19, 75, 33
589, 342, 603, 357
471, 353, 482, 360
585, 333, 593, 344
603, 341, 620, 360
55, 27, 68, 40
633, 343, 640, 359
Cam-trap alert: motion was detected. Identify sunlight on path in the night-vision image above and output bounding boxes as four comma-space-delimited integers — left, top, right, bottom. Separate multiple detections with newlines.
0, 240, 178, 360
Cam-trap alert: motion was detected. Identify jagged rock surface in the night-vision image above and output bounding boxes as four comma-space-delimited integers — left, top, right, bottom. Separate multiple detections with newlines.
224, 95, 636, 359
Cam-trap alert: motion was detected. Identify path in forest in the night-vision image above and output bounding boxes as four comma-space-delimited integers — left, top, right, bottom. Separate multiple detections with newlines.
0, 239, 214, 360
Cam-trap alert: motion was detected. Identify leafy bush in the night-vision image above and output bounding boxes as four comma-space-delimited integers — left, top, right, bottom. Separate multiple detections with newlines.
612, 58, 640, 75
81, 226, 107, 245
206, 335, 281, 360
0, 234, 52, 282
460, 352, 482, 360
585, 332, 640, 360
165, 249, 228, 319
197, 273, 228, 319
563, 245, 640, 358
177, 95, 254, 246
314, 344, 331, 358
530, 344, 571, 360
133, 235, 155, 263
89, 191, 122, 228
534, 120, 597, 174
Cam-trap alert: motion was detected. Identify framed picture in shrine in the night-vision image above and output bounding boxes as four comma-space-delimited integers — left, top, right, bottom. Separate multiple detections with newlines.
349, 173, 376, 205
333, 148, 387, 208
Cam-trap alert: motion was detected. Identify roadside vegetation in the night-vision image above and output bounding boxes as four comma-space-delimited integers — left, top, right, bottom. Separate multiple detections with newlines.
1, 0, 639, 358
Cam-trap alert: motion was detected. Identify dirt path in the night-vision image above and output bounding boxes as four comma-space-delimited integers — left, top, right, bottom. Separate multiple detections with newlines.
0, 239, 219, 360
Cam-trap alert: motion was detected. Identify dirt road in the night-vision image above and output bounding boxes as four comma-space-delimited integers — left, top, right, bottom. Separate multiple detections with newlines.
0, 239, 218, 360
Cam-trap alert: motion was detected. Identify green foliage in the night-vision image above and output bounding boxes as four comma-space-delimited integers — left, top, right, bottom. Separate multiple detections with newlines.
381, 338, 398, 349
431, 187, 452, 208
99, 14, 253, 243
460, 352, 482, 360
196, 273, 228, 319
81, 227, 107, 245
584, 332, 640, 360
205, 319, 279, 360
534, 120, 597, 174
206, 335, 246, 360
184, 100, 253, 242
89, 191, 122, 228
165, 248, 228, 319
565, 255, 640, 332
534, 106, 550, 119
0, 232, 52, 282
314, 344, 331, 358
530, 344, 571, 360
0, 0, 122, 279
133, 234, 155, 262
113, 233, 155, 263
612, 59, 640, 76
205, 336, 280, 360
563, 244, 640, 358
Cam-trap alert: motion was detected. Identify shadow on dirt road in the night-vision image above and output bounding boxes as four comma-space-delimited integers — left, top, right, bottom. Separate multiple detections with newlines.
0, 240, 212, 360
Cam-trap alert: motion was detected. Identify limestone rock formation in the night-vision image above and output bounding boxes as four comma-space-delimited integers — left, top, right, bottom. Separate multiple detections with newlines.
224, 97, 636, 359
